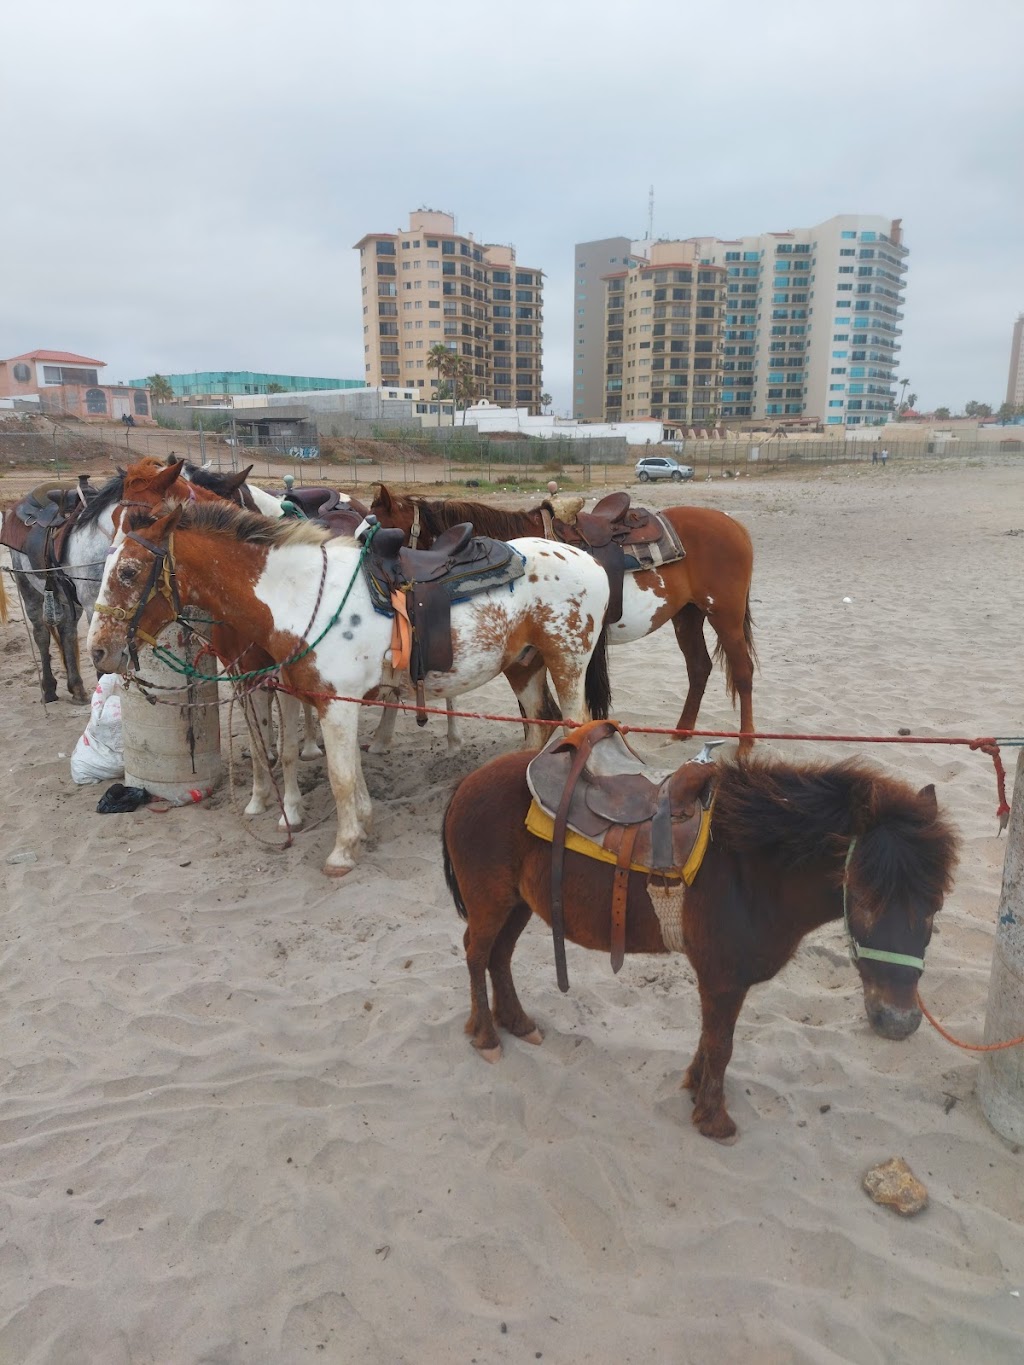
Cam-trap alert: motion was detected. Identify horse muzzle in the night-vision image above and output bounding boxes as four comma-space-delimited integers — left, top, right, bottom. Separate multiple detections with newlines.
861, 979, 922, 1040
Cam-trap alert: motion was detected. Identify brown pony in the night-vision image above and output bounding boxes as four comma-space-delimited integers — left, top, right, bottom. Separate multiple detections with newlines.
372, 484, 757, 743
442, 748, 959, 1140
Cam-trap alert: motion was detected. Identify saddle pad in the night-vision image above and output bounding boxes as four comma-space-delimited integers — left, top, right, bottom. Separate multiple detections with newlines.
0, 508, 31, 555
525, 798, 711, 885
622, 512, 686, 572
363, 539, 525, 616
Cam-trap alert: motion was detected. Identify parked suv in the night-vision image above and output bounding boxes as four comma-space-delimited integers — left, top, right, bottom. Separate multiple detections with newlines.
634, 455, 694, 482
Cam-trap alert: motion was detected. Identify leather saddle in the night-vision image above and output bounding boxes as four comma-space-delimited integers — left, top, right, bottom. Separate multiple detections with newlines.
0, 482, 89, 581
527, 718, 715, 987
362, 521, 524, 722
279, 486, 372, 539
545, 493, 670, 626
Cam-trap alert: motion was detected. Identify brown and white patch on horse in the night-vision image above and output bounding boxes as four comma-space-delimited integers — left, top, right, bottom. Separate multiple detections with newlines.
125, 501, 331, 549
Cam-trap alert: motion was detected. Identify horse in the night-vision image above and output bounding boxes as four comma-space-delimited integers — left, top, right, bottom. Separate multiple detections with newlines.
176, 460, 287, 518
371, 484, 758, 746
6, 473, 123, 705
88, 502, 613, 875
120, 456, 318, 828
442, 746, 959, 1140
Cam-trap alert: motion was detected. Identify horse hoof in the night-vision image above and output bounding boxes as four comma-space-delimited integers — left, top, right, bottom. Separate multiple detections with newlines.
300, 746, 322, 761
710, 1130, 739, 1147
70, 694, 89, 707
323, 861, 353, 878
476, 1044, 502, 1064
278, 813, 304, 831
520, 1028, 544, 1046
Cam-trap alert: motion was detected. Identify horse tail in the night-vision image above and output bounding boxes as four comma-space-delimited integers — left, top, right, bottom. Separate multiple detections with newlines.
713, 593, 758, 704
442, 789, 470, 921
584, 621, 612, 721
0, 566, 8, 625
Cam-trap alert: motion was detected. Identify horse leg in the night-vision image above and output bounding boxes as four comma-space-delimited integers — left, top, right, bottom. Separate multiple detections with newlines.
275, 693, 305, 831
443, 699, 462, 755
506, 663, 552, 750
711, 612, 756, 752
300, 701, 322, 760
60, 613, 89, 705
488, 902, 542, 1044
22, 587, 60, 703
243, 689, 276, 817
671, 603, 713, 737
318, 702, 368, 876
685, 983, 747, 1141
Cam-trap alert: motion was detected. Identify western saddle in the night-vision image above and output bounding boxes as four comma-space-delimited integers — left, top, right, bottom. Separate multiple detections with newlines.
545, 492, 680, 624
361, 520, 525, 723
0, 476, 95, 600
527, 718, 716, 987
278, 482, 372, 539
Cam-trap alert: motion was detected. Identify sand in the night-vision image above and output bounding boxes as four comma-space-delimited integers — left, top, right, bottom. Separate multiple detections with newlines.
1, 456, 1023, 1364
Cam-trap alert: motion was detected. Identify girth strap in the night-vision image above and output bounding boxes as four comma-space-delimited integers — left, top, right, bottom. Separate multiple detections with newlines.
549, 719, 618, 992
608, 822, 640, 974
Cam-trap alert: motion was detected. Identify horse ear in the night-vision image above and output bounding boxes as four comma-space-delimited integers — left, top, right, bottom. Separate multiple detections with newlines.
917, 783, 938, 813
146, 505, 183, 541
375, 483, 392, 512
148, 460, 184, 494
222, 469, 249, 491
238, 464, 254, 481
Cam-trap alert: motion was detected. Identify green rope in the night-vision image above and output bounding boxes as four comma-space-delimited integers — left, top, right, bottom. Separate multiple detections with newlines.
150, 527, 375, 685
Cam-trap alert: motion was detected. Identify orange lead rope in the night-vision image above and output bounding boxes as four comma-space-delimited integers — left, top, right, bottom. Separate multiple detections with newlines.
915, 989, 1024, 1052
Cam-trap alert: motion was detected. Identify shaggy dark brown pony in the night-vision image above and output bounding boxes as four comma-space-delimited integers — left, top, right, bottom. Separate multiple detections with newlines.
442, 749, 959, 1141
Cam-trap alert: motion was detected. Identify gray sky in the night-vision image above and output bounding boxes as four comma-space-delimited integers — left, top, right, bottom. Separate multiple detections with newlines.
3, 0, 1022, 415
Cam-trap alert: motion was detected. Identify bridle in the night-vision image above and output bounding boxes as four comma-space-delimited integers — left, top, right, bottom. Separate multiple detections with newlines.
842, 836, 926, 973
92, 529, 181, 668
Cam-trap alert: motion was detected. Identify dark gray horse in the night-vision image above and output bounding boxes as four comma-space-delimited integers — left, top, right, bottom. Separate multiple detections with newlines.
9, 473, 123, 704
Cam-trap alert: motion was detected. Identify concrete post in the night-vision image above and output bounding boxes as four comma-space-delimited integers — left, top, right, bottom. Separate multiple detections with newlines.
978, 749, 1024, 1141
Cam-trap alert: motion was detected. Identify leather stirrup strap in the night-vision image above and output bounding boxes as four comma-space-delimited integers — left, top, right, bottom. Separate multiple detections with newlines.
609, 822, 640, 974
550, 719, 617, 992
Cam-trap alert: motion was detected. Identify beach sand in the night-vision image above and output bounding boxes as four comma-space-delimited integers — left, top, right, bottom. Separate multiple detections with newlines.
1, 456, 1023, 1364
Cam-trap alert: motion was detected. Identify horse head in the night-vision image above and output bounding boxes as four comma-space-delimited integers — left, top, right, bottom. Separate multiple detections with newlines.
88, 507, 183, 674
844, 782, 958, 1041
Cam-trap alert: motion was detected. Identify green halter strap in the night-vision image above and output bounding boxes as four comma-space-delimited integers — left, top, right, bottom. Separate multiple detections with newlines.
843, 837, 926, 972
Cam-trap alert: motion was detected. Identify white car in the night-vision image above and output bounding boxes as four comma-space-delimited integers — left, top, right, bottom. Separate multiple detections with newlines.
634, 455, 694, 483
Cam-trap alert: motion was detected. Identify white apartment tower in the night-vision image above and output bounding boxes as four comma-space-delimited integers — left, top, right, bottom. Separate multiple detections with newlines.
576, 215, 907, 427
1007, 314, 1024, 409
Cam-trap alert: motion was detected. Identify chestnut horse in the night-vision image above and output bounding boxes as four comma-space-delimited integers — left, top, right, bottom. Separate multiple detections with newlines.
372, 484, 757, 743
442, 748, 958, 1140
88, 502, 613, 875
119, 457, 312, 829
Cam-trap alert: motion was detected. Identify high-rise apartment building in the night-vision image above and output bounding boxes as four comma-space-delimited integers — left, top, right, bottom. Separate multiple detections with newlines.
576, 215, 907, 427
1007, 314, 1024, 408
355, 210, 544, 411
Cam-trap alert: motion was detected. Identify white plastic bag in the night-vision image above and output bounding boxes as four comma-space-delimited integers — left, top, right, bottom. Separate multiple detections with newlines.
70, 674, 125, 784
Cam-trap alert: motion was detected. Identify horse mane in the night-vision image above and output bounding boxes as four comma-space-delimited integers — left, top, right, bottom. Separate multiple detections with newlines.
78, 471, 126, 526
713, 756, 959, 914
395, 493, 542, 542
125, 500, 331, 548
181, 462, 250, 499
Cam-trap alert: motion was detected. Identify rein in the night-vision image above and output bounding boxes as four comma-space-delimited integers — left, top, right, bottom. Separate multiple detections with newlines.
842, 837, 926, 973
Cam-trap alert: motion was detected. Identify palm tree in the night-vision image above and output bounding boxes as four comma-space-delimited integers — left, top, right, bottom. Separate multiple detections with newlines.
897, 377, 910, 416
147, 374, 174, 404
427, 343, 457, 425
539, 392, 552, 415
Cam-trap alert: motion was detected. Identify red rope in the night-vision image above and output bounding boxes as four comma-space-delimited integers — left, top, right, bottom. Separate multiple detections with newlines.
266, 681, 1015, 824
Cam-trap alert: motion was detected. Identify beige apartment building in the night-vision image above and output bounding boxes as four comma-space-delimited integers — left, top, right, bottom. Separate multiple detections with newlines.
355, 210, 544, 411
580, 214, 907, 428
604, 241, 727, 429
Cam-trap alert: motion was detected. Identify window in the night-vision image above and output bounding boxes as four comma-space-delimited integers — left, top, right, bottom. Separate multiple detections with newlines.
841, 231, 856, 239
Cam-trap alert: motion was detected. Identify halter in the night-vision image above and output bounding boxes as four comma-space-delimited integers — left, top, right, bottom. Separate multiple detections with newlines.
93, 529, 181, 668
842, 836, 926, 973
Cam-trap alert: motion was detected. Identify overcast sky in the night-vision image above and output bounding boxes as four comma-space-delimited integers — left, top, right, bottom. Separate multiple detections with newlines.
2, 0, 1022, 414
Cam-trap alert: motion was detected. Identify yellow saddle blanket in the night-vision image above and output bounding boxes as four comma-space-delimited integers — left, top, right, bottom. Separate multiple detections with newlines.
526, 799, 712, 886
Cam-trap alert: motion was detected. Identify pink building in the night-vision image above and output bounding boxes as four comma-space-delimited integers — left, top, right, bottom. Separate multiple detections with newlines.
0, 350, 154, 423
